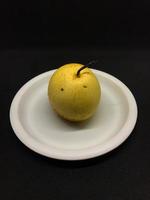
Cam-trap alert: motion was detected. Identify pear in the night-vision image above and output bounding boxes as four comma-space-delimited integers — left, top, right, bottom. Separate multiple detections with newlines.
48, 63, 101, 121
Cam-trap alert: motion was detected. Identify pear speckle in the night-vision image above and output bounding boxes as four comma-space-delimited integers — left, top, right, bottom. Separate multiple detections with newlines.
83, 85, 87, 88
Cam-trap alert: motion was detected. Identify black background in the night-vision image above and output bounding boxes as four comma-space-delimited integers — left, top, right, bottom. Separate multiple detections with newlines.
1, 1, 150, 200
1, 0, 150, 48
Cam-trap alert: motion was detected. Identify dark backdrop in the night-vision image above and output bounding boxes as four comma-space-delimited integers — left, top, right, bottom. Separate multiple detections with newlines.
1, 0, 150, 48
1, 1, 150, 200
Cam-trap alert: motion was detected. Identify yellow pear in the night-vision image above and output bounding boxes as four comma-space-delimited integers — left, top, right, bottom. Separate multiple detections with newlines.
48, 63, 101, 121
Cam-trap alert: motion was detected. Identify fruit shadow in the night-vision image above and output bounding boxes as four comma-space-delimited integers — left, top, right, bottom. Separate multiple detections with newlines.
55, 111, 97, 131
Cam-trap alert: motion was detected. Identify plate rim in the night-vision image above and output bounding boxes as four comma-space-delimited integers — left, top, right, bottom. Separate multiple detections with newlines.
10, 69, 138, 160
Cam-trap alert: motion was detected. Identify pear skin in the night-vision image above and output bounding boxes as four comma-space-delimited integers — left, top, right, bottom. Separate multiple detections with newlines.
48, 63, 101, 122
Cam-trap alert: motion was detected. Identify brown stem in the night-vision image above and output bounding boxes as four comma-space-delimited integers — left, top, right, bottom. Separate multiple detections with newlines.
77, 65, 87, 77
76, 60, 98, 77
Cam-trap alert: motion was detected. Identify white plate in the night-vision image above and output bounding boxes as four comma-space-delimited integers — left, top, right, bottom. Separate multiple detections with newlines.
10, 69, 137, 160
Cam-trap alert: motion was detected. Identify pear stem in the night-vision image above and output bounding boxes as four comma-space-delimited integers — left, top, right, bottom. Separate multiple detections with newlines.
76, 60, 98, 77
76, 65, 87, 77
